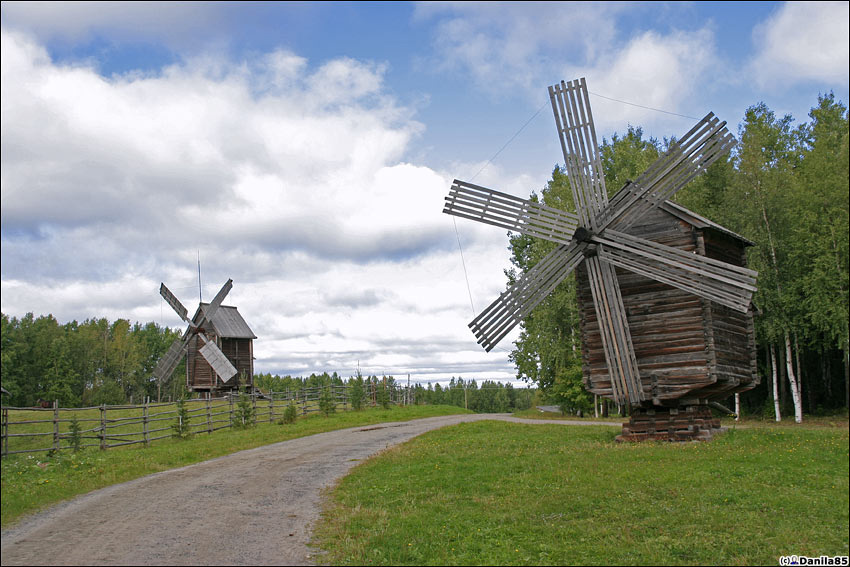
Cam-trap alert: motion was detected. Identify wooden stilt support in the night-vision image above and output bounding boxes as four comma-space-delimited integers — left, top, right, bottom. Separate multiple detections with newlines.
616, 404, 722, 442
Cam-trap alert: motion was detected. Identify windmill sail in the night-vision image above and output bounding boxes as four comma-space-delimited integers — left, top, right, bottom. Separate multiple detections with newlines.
160, 283, 190, 324
197, 335, 238, 382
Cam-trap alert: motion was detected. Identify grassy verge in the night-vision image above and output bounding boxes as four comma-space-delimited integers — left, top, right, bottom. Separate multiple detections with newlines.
314, 421, 849, 565
512, 408, 623, 421
1, 404, 471, 527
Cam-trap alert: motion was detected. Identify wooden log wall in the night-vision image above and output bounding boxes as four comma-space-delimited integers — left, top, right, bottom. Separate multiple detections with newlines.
578, 207, 757, 405
188, 335, 254, 392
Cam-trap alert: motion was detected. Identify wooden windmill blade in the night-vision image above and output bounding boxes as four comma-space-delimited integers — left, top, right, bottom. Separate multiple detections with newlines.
596, 229, 757, 312
549, 78, 646, 405
444, 180, 580, 246
549, 78, 608, 227
201, 278, 233, 325
196, 333, 238, 382
470, 243, 586, 351
152, 334, 191, 383
160, 283, 191, 324
601, 116, 735, 232
585, 254, 644, 405
597, 245, 754, 313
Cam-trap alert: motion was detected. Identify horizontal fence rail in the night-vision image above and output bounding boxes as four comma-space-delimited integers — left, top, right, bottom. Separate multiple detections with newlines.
1, 384, 416, 458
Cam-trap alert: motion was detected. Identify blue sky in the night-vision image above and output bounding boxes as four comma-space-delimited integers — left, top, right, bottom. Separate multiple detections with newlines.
2, 1, 848, 384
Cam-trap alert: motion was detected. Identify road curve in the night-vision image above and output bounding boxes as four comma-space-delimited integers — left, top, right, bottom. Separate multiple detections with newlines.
1, 414, 619, 566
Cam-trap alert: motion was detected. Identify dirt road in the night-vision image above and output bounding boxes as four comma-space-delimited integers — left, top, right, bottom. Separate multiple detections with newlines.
1, 414, 618, 566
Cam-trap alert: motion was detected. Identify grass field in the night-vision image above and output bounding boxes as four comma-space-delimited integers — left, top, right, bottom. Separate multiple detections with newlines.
0, 404, 471, 527
313, 420, 849, 565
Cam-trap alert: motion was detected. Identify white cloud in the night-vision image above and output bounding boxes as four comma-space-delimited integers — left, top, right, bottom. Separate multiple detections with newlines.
0, 28, 521, 382
750, 1, 849, 88
569, 28, 720, 135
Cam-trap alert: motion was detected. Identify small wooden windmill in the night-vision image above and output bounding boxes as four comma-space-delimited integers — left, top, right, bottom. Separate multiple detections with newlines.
153, 279, 256, 396
444, 78, 759, 440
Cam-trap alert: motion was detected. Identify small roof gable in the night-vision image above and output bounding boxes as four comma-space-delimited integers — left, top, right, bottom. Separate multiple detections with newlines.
659, 200, 755, 247
192, 304, 257, 339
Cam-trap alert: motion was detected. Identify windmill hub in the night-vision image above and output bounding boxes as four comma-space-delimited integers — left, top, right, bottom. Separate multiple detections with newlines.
572, 226, 594, 243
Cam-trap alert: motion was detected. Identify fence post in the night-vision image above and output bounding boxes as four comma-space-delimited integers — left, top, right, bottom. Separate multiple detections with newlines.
143, 397, 149, 446
269, 390, 274, 423
301, 388, 306, 416
206, 395, 212, 434
53, 400, 60, 452
99, 404, 106, 450
229, 394, 234, 428
2, 407, 8, 458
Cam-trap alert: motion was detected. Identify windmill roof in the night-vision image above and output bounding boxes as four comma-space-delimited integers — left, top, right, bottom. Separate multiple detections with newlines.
659, 200, 755, 247
192, 304, 257, 339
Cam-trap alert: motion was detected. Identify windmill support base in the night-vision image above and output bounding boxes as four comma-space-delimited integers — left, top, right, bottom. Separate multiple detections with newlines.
616, 404, 722, 442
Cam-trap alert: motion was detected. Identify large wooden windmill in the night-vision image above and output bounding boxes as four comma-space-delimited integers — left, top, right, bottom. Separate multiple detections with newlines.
153, 279, 256, 396
444, 78, 759, 440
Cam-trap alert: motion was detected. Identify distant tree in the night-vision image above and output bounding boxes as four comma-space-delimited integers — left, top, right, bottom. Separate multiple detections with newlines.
233, 390, 255, 428
172, 396, 193, 439
376, 379, 391, 409
348, 370, 365, 411
319, 385, 336, 416
279, 400, 298, 425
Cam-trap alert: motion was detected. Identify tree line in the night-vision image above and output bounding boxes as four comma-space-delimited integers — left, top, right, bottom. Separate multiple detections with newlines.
1, 313, 182, 407
509, 94, 848, 420
0, 317, 534, 413
256, 372, 534, 412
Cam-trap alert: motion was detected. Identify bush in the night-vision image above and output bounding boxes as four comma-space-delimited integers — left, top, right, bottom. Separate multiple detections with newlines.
68, 414, 82, 452
349, 376, 365, 411
377, 382, 390, 410
172, 397, 193, 439
233, 392, 255, 429
319, 386, 336, 416
279, 401, 298, 424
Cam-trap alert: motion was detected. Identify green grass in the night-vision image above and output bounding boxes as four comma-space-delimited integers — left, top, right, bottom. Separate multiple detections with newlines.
313, 421, 849, 565
512, 407, 623, 421
0, 404, 471, 527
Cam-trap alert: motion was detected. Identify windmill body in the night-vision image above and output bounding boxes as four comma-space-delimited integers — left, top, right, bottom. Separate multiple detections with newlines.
185, 303, 257, 394
576, 202, 758, 410
444, 78, 759, 440
153, 279, 257, 397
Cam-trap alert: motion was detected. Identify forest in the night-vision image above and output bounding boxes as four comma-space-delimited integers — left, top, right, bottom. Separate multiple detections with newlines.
510, 94, 848, 420
1, 95, 847, 420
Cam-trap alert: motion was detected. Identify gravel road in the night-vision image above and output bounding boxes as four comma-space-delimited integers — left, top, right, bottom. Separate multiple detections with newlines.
1, 414, 619, 566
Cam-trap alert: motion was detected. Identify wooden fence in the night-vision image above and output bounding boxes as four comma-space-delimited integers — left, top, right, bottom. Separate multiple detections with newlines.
1, 384, 415, 458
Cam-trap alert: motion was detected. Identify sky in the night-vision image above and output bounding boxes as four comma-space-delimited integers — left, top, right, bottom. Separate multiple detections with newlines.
2, 1, 848, 385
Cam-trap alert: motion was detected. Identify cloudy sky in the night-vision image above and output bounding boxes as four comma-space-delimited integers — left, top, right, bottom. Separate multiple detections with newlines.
2, 2, 848, 384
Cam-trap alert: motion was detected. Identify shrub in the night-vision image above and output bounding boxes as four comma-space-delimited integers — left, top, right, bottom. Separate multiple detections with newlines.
349, 376, 365, 411
172, 397, 193, 439
233, 392, 255, 429
377, 382, 390, 410
279, 400, 298, 424
319, 386, 336, 416
68, 414, 83, 452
